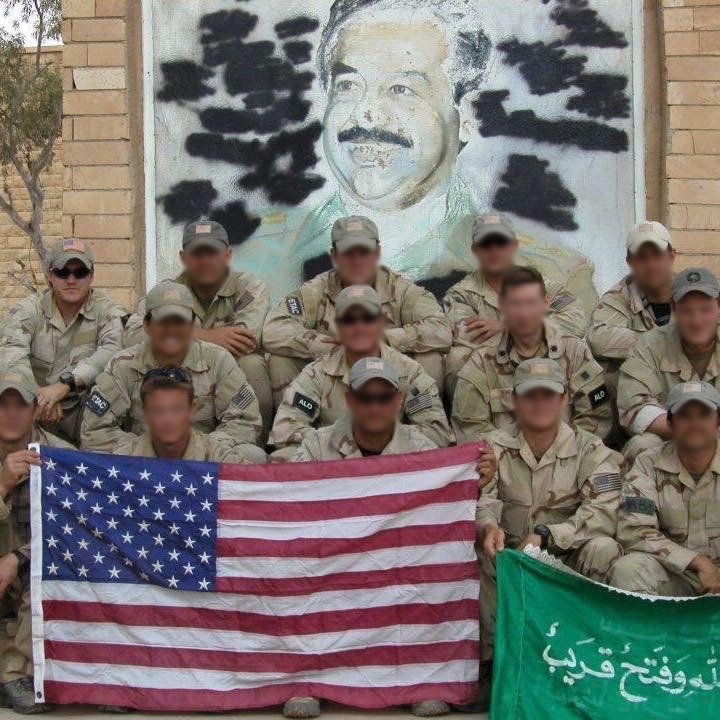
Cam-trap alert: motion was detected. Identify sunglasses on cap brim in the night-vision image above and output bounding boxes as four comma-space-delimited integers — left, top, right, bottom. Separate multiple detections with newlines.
51, 267, 92, 280
142, 367, 191, 385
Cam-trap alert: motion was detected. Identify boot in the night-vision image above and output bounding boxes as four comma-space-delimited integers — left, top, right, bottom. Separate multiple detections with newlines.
283, 696, 320, 718
3, 678, 51, 715
451, 660, 492, 713
411, 699, 450, 716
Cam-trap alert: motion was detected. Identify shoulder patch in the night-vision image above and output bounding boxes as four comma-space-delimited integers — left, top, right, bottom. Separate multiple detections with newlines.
292, 392, 318, 418
550, 294, 576, 312
592, 473, 622, 494
234, 291, 254, 312
286, 296, 303, 316
231, 385, 254, 410
84, 389, 110, 417
622, 496, 656, 516
588, 384, 609, 408
406, 392, 433, 416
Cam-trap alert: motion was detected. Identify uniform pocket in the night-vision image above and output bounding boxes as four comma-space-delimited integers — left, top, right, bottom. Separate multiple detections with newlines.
706, 503, 720, 528
659, 507, 688, 531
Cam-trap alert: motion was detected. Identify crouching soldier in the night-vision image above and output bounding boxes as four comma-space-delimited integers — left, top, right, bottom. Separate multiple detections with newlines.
611, 381, 720, 596
475, 359, 622, 713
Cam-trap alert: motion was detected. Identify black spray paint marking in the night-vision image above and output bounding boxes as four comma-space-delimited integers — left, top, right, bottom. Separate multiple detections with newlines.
160, 181, 218, 224
545, 0, 628, 49
157, 61, 214, 102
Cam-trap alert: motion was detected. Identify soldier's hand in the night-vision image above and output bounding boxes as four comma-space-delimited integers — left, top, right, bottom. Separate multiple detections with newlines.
198, 326, 257, 357
0, 553, 19, 597
691, 555, 720, 595
464, 318, 503, 343
36, 382, 70, 412
477, 445, 496, 489
320, 335, 341, 346
481, 525, 505, 561
0, 450, 40, 496
520, 533, 543, 550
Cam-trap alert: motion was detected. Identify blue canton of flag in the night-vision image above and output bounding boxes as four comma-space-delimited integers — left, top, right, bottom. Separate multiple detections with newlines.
39, 447, 219, 592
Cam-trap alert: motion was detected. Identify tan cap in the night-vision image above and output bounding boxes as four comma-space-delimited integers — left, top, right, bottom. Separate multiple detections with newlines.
672, 267, 720, 302
0, 371, 36, 404
472, 213, 516, 246
667, 381, 720, 413
47, 239, 94, 270
331, 216, 379, 253
182, 220, 229, 252
348, 357, 400, 391
145, 281, 195, 322
513, 359, 566, 395
335, 285, 383, 319
627, 221, 672, 255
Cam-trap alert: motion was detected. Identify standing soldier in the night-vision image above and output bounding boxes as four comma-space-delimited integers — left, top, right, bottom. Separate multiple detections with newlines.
443, 213, 586, 399
123, 221, 272, 439
0, 239, 127, 445
269, 286, 450, 460
81, 282, 263, 460
452, 267, 611, 443
263, 216, 451, 405
611, 382, 720, 596
476, 359, 622, 713
617, 266, 720, 462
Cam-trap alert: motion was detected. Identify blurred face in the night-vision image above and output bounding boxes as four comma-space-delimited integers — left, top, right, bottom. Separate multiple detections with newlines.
143, 388, 194, 446
670, 402, 720, 454
0, 392, 35, 443
627, 245, 675, 293
144, 317, 194, 358
346, 378, 402, 435
500, 283, 549, 337
180, 246, 231, 288
473, 237, 518, 276
332, 246, 380, 286
514, 389, 566, 433
324, 21, 462, 210
48, 259, 93, 305
336, 307, 384, 354
673, 293, 720, 347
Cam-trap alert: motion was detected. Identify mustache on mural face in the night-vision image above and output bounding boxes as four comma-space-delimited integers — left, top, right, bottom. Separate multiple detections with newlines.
337, 126, 413, 149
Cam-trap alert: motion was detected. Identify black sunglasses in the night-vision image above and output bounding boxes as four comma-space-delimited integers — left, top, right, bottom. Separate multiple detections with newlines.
142, 367, 191, 385
477, 235, 512, 250
351, 389, 398, 405
337, 313, 380, 326
51, 267, 92, 280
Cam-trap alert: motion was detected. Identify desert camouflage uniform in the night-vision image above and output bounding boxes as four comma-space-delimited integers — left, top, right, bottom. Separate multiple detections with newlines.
476, 423, 622, 659
123, 271, 272, 437
263, 266, 452, 402
81, 339, 263, 458
269, 343, 450, 459
452, 321, 611, 443
0, 289, 127, 444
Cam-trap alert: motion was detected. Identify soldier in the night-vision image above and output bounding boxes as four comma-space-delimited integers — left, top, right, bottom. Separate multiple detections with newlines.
118, 368, 264, 463
611, 381, 720, 596
617, 266, 720, 462
0, 239, 127, 445
452, 267, 611, 443
0, 372, 74, 714
443, 213, 586, 399
123, 220, 273, 439
269, 285, 451, 460
81, 282, 264, 461
263, 216, 451, 405
476, 359, 622, 712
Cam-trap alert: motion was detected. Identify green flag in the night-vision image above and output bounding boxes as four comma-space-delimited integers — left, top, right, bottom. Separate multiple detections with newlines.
491, 549, 720, 719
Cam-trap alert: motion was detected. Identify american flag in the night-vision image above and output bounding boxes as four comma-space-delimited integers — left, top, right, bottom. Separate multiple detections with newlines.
30, 444, 480, 712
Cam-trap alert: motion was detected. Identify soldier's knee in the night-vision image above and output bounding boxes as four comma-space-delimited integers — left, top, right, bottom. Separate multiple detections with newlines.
622, 433, 664, 466
577, 537, 622, 580
609, 553, 665, 593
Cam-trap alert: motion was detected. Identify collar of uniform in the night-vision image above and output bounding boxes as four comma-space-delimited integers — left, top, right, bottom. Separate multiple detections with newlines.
497, 320, 559, 366
518, 422, 577, 468
176, 271, 238, 320
626, 275, 651, 316
43, 288, 97, 326
466, 271, 500, 308
655, 439, 720, 488
328, 414, 361, 457
325, 343, 391, 381
133, 428, 204, 460
659, 326, 720, 380
325, 266, 395, 304
133, 339, 208, 373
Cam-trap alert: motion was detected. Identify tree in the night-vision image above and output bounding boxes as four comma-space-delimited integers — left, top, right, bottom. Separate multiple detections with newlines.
0, 0, 62, 291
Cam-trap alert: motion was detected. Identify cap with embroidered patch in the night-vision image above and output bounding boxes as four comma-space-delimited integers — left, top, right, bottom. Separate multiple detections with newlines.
335, 285, 382, 318
667, 381, 720, 413
145, 281, 195, 322
47, 238, 94, 270
0, 371, 36, 404
513, 359, 566, 395
348, 357, 400, 391
672, 267, 720, 302
331, 216, 379, 253
472, 213, 516, 246
627, 221, 672, 255
182, 220, 229, 252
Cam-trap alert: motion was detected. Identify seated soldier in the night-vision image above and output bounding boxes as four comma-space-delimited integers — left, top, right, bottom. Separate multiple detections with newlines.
611, 381, 720, 596
123, 220, 273, 439
0, 372, 74, 714
263, 216, 451, 404
476, 359, 623, 713
289, 357, 496, 720
617, 266, 720, 463
0, 239, 127, 444
118, 368, 265, 463
269, 286, 450, 460
443, 213, 586, 399
452, 267, 611, 444
81, 281, 263, 461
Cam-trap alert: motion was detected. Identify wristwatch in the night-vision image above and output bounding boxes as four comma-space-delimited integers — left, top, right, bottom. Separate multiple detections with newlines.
59, 371, 76, 391
12, 550, 29, 575
533, 525, 552, 550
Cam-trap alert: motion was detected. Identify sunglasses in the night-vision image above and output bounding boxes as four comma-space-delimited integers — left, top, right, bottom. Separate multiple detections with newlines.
51, 267, 92, 280
351, 390, 398, 405
142, 367, 191, 385
477, 236, 511, 250
337, 313, 380, 326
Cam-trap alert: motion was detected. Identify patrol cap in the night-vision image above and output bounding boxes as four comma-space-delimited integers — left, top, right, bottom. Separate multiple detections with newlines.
672, 267, 720, 302
472, 213, 516, 246
331, 216, 379, 253
348, 357, 400, 391
335, 285, 382, 318
0, 371, 36, 404
145, 281, 195, 322
627, 221, 672, 255
513, 359, 566, 396
667, 381, 720, 414
182, 220, 229, 252
46, 238, 94, 270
